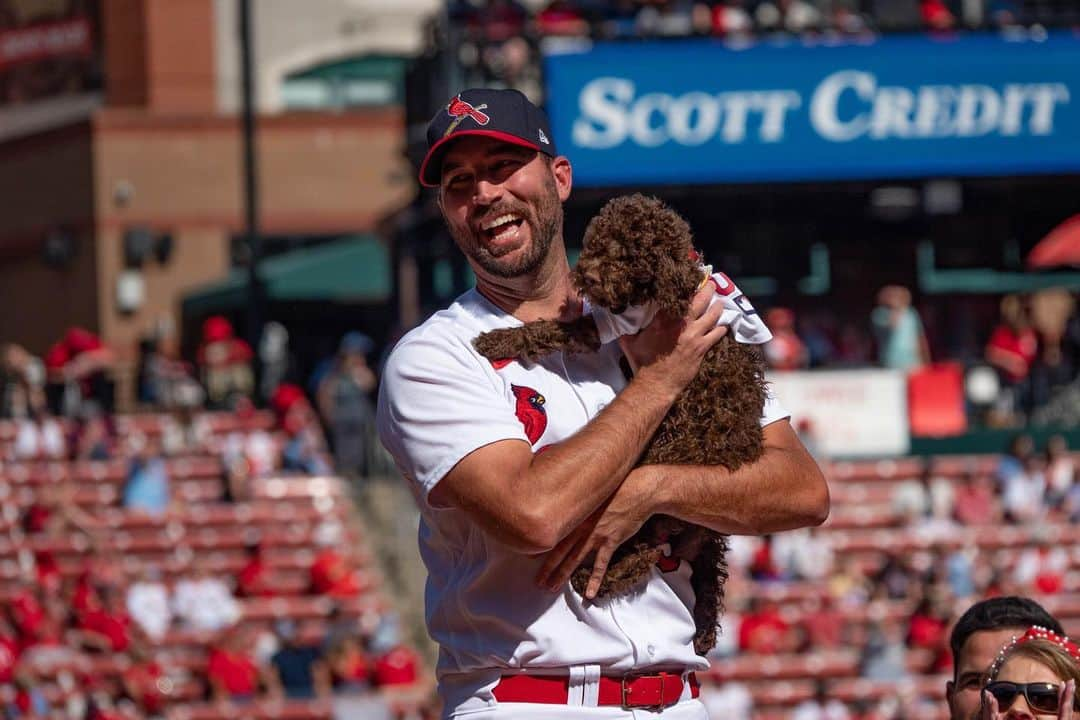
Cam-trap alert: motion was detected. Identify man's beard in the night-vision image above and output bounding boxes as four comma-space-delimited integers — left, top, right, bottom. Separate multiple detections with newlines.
449, 176, 562, 279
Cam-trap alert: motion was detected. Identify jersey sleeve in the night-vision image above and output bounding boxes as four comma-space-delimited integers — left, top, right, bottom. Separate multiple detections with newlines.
710, 271, 789, 427
376, 329, 529, 503
760, 385, 790, 427
707, 271, 772, 345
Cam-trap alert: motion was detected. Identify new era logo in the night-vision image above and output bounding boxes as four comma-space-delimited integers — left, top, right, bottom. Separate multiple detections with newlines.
538, 128, 550, 145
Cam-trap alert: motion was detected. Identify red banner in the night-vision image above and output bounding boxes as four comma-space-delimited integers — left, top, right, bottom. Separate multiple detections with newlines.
0, 17, 93, 71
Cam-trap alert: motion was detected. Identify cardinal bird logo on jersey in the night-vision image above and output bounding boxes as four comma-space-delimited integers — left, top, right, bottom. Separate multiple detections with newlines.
511, 384, 547, 445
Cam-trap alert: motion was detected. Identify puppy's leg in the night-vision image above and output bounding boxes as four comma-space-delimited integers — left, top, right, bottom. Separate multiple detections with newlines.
570, 543, 663, 598
689, 533, 728, 656
473, 317, 600, 363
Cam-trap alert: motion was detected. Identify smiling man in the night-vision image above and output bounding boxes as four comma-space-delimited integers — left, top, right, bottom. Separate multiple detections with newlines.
377, 87, 829, 720
946, 596, 1065, 720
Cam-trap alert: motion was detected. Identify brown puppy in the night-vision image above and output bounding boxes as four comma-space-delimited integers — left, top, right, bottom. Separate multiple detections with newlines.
472, 194, 767, 654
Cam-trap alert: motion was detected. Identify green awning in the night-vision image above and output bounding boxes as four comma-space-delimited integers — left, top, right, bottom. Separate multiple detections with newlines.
183, 235, 390, 315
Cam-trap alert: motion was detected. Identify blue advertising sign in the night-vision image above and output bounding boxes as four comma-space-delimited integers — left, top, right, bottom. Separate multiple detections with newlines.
542, 33, 1080, 186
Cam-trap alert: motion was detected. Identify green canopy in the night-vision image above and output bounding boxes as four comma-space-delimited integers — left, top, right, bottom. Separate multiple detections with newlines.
183, 235, 390, 314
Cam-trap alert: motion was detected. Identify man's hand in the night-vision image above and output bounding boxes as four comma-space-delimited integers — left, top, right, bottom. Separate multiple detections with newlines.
620, 285, 728, 393
535, 466, 656, 599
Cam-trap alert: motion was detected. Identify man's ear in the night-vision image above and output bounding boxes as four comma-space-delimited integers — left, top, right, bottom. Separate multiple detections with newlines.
551, 156, 572, 202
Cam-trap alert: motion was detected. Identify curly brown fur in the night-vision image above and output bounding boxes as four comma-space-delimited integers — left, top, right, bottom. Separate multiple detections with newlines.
574, 194, 704, 318
472, 194, 767, 655
472, 316, 600, 363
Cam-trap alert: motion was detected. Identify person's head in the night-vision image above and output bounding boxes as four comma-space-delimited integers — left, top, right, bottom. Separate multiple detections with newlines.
946, 596, 1065, 720
877, 284, 911, 310
421, 88, 571, 286
338, 332, 374, 372
984, 630, 1080, 719
765, 307, 795, 332
1001, 294, 1030, 330
202, 315, 235, 344
2, 343, 29, 372
275, 618, 299, 646
1046, 435, 1068, 460
1009, 434, 1036, 462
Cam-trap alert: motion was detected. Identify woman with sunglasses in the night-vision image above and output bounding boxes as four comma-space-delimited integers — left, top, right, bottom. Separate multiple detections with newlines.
981, 626, 1080, 719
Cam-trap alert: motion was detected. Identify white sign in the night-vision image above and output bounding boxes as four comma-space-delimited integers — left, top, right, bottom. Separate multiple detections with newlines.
768, 369, 909, 458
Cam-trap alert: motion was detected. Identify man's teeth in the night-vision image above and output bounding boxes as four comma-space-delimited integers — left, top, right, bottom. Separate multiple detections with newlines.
481, 214, 521, 231
491, 222, 519, 240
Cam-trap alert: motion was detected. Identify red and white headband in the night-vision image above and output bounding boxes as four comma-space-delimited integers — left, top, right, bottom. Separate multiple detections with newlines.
990, 625, 1080, 677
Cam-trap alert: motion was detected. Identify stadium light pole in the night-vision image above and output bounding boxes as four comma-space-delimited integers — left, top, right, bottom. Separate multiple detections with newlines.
239, 0, 265, 390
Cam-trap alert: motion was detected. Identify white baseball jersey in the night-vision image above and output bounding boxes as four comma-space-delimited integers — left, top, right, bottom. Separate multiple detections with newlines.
376, 274, 788, 717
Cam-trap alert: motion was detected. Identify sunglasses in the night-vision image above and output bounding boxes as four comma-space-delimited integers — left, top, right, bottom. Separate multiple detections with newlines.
984, 682, 1078, 714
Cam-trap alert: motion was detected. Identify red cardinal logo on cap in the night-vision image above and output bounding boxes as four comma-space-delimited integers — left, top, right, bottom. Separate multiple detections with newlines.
511, 384, 547, 445
444, 96, 490, 136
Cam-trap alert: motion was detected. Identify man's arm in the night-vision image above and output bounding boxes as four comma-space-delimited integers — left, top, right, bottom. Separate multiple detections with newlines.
535, 418, 828, 596
645, 418, 828, 534
429, 288, 727, 555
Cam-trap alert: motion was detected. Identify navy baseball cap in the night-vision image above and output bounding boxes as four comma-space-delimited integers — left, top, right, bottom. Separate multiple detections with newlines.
419, 88, 557, 188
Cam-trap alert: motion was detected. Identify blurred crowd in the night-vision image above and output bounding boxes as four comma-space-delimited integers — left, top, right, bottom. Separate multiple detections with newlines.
448, 0, 1073, 99
0, 318, 421, 719
764, 285, 1080, 427
698, 433, 1078, 718
0, 317, 382, 479
2, 550, 420, 719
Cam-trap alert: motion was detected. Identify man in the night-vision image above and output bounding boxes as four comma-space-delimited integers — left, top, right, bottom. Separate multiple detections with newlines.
945, 595, 1065, 720
377, 87, 828, 719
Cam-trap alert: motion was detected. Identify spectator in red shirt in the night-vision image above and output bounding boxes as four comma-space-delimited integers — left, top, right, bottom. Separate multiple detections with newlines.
907, 596, 947, 651
921, 0, 955, 28
986, 294, 1038, 414
33, 551, 62, 595
237, 543, 275, 598
77, 588, 134, 652
121, 644, 169, 716
70, 569, 103, 621
207, 628, 263, 702
749, 535, 783, 582
536, 0, 589, 36
373, 645, 420, 687
43, 327, 115, 416
198, 315, 254, 410
738, 597, 793, 654
0, 617, 21, 685
9, 583, 46, 642
310, 547, 361, 598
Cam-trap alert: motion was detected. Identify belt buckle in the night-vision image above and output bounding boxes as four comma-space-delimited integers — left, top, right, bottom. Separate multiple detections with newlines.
621, 672, 666, 711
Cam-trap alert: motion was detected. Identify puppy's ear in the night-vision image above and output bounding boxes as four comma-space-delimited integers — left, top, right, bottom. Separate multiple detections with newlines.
654, 258, 703, 318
